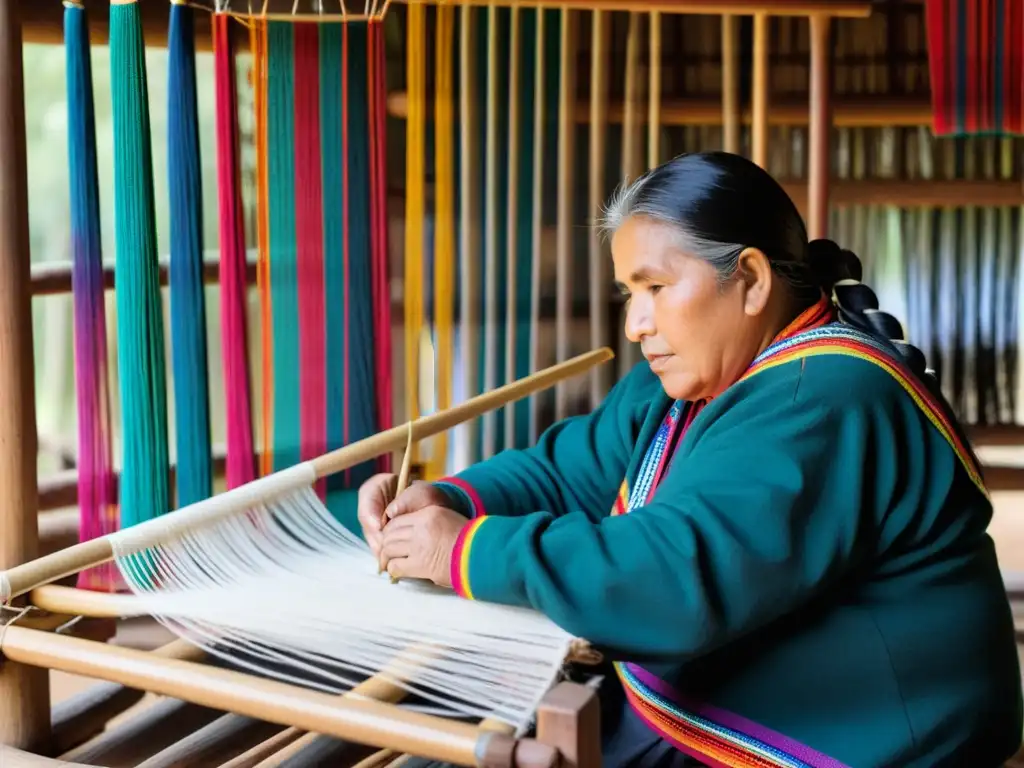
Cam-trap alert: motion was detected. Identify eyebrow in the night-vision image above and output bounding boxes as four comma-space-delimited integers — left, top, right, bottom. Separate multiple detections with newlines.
614, 267, 668, 292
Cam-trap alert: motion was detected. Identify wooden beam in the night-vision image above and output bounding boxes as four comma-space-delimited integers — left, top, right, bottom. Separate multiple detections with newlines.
388, 92, 936, 128
0, 0, 50, 751
20, 0, 242, 52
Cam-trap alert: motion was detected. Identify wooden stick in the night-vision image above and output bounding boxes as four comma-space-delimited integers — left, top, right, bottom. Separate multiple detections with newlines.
1, 348, 613, 603
1, 627, 548, 767
0, 0, 49, 750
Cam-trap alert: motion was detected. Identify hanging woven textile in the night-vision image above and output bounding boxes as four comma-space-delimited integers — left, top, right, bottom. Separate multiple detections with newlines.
65, 0, 118, 592
924, 0, 1024, 135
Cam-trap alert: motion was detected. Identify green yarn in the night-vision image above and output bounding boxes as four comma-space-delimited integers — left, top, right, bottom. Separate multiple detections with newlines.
109, 2, 170, 528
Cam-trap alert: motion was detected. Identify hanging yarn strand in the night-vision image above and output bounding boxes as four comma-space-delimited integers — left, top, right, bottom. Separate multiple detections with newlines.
109, 0, 171, 529
368, 18, 393, 472
213, 11, 257, 490
65, 0, 118, 592
168, 0, 213, 507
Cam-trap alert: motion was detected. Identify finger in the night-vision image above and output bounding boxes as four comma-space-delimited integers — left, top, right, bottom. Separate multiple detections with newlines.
386, 557, 411, 581
379, 536, 412, 562
385, 481, 438, 520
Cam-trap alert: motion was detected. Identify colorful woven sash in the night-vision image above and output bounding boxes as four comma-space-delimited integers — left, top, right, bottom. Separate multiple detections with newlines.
609, 321, 986, 768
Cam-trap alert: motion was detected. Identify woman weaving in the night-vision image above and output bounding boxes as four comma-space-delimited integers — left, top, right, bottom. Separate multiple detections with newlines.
346, 152, 1023, 767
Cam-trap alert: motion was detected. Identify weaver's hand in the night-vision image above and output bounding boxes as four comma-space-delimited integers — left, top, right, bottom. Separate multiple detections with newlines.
356, 473, 399, 559
378, 505, 466, 587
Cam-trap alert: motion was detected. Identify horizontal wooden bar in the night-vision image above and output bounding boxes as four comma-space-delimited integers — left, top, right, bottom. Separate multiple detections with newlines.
30, 258, 258, 297
784, 179, 1024, 209
396, 0, 874, 16
0, 627, 499, 767
388, 92, 934, 128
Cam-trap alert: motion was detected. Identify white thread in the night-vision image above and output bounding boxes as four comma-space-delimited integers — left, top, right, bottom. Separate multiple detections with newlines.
111, 483, 574, 734
109, 462, 316, 558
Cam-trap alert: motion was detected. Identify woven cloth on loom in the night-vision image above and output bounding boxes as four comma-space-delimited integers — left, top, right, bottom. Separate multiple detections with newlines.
925, 0, 1024, 136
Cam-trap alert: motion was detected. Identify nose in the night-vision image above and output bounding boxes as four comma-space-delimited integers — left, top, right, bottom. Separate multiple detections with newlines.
624, 294, 655, 344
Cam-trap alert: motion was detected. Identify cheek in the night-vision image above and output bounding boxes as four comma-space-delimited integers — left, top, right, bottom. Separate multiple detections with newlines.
654, 284, 723, 352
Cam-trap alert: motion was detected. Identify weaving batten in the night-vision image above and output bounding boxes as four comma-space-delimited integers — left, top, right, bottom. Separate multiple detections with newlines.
64, 1, 118, 593
168, 0, 214, 507
110, 0, 171, 530
213, 11, 258, 490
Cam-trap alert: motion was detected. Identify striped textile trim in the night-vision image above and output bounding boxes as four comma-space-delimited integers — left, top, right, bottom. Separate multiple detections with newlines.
615, 663, 849, 768
449, 515, 488, 599
435, 476, 486, 518
742, 324, 987, 497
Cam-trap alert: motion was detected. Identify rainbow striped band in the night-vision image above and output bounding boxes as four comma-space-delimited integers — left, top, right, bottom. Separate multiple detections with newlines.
741, 324, 986, 498
450, 515, 488, 599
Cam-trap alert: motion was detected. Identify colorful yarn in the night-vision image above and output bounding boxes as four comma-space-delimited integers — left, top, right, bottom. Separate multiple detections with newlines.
430, 3, 456, 480
213, 13, 256, 490
265, 22, 301, 473
65, 1, 118, 591
924, 0, 1024, 135
167, 1, 212, 507
405, 3, 427, 467
293, 22, 327, 497
368, 20, 393, 473
249, 19, 391, 490
109, 1, 170, 528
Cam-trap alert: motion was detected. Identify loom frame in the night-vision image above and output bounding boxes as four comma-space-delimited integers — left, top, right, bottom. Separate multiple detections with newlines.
12, 0, 1011, 766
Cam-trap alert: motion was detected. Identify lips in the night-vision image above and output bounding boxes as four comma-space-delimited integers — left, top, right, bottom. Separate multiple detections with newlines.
646, 354, 672, 372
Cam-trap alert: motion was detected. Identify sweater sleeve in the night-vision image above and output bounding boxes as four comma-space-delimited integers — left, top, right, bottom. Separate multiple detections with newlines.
448, 356, 933, 663
434, 363, 659, 522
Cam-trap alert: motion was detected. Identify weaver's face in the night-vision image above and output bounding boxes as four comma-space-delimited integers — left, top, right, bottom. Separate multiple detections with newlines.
612, 216, 768, 402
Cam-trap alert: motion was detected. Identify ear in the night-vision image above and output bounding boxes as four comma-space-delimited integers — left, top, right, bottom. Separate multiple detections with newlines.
735, 247, 773, 316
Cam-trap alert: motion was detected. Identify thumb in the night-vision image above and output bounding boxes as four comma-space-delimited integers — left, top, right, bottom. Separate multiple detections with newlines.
385, 480, 437, 521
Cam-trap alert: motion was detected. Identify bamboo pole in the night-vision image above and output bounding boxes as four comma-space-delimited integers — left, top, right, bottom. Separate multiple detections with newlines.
0, 0, 49, 750
0, 627, 553, 768
807, 13, 833, 239
1, 349, 613, 601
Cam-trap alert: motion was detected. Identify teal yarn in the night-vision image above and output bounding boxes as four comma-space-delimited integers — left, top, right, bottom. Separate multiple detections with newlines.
266, 22, 301, 472
319, 23, 345, 493
167, 2, 212, 506
340, 22, 379, 489
109, 2, 170, 527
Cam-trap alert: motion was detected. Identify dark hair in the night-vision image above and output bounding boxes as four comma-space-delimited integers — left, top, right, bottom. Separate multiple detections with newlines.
599, 151, 932, 384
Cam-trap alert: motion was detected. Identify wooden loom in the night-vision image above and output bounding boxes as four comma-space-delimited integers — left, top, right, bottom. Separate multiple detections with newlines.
0, 0, 941, 766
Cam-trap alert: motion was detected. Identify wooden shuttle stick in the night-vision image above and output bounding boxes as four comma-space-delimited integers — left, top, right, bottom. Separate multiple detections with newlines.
0, 348, 613, 604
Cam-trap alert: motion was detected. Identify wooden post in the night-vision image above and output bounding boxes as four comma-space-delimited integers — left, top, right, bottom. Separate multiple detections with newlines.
807, 13, 833, 240
535, 682, 601, 768
751, 13, 770, 167
721, 14, 740, 154
0, 0, 51, 751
